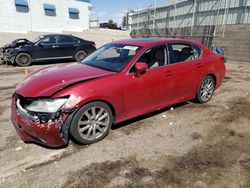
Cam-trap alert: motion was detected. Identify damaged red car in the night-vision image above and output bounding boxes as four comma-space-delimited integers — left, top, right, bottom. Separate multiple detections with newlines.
11, 38, 226, 147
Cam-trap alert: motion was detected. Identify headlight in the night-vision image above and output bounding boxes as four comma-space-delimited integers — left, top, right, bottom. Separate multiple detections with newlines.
26, 98, 67, 113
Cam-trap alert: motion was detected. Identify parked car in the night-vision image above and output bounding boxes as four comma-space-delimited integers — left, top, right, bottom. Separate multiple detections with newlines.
100, 23, 121, 30
3, 34, 96, 66
0, 39, 32, 64
11, 38, 226, 147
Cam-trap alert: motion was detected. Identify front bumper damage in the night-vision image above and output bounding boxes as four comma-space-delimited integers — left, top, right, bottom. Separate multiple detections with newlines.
11, 94, 75, 148
2, 52, 15, 64
0, 48, 5, 63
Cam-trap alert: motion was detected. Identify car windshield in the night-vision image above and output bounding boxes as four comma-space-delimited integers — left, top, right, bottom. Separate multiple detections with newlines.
33, 36, 44, 43
82, 43, 141, 72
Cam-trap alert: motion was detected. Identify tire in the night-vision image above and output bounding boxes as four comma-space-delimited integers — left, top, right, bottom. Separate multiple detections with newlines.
74, 50, 87, 62
70, 102, 113, 145
15, 53, 32, 67
196, 76, 215, 103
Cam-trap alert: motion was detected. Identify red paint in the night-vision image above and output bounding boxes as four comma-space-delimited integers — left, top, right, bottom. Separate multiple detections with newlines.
11, 38, 226, 147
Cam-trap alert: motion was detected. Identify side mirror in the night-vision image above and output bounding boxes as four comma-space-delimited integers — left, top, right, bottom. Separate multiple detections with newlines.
135, 62, 148, 75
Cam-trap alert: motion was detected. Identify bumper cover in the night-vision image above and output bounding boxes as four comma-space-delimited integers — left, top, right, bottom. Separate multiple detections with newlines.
11, 96, 72, 148
3, 53, 15, 63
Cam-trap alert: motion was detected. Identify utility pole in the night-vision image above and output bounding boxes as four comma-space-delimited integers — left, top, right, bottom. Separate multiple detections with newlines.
28, 0, 32, 32
137, 3, 140, 37
153, 0, 157, 36
191, 0, 196, 36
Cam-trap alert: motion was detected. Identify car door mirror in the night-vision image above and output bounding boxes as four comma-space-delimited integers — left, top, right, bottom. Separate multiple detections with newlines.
135, 62, 148, 75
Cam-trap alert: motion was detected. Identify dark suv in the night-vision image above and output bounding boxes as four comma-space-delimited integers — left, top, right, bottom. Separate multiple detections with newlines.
2, 34, 96, 66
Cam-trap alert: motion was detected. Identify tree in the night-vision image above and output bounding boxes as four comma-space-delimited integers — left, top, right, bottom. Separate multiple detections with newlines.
122, 15, 128, 28
108, 19, 114, 24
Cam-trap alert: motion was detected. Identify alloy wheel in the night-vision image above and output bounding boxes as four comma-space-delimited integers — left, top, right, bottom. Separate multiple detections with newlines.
19, 54, 30, 64
200, 78, 214, 102
16, 53, 32, 67
77, 106, 110, 141
75, 51, 87, 62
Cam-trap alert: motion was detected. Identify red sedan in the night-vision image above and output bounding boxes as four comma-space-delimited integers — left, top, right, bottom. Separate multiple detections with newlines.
11, 38, 226, 147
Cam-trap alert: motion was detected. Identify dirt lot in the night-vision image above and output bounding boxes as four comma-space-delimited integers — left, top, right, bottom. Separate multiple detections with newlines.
0, 60, 249, 188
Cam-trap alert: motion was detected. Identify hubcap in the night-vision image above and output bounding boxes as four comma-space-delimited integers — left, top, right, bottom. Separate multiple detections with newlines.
200, 78, 214, 102
77, 52, 86, 61
19, 54, 29, 64
78, 106, 110, 141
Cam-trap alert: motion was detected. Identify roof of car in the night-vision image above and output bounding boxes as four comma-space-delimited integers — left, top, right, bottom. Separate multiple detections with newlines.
37, 34, 85, 42
39, 34, 78, 38
113, 38, 205, 49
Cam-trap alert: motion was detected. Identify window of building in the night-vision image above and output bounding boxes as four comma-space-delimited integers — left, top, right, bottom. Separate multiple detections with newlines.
15, 0, 29, 13
44, 4, 56, 16
68, 8, 80, 19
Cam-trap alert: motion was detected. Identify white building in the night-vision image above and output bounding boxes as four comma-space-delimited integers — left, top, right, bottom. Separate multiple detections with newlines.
0, 0, 93, 33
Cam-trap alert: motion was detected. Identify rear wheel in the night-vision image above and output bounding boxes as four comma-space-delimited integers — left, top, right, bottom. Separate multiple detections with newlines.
70, 102, 113, 145
74, 50, 87, 62
196, 76, 215, 103
15, 53, 32, 67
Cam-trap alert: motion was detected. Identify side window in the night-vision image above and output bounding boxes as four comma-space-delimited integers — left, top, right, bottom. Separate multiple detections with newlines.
73, 38, 80, 43
58, 36, 74, 44
138, 46, 167, 69
40, 36, 57, 45
192, 45, 202, 59
169, 43, 196, 64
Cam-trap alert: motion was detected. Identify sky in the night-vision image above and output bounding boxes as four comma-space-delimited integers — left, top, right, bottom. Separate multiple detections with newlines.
91, 0, 168, 26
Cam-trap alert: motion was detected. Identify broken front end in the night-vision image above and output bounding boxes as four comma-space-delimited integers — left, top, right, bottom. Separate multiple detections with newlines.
11, 94, 75, 148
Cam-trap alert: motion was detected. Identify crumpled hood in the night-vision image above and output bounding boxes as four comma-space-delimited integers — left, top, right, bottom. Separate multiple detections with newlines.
16, 63, 114, 97
2, 39, 32, 49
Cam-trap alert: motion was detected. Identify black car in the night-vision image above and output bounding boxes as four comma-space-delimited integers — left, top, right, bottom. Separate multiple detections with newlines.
2, 34, 96, 67
100, 23, 121, 30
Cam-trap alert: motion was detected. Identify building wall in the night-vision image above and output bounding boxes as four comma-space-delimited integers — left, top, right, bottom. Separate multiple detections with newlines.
213, 24, 250, 62
0, 0, 91, 33
128, 0, 250, 30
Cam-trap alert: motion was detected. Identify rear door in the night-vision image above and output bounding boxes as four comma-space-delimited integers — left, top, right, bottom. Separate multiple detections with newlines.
57, 35, 79, 58
33, 35, 60, 60
166, 42, 204, 102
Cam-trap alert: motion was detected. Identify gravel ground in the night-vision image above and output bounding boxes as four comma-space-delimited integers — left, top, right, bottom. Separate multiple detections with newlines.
0, 60, 249, 188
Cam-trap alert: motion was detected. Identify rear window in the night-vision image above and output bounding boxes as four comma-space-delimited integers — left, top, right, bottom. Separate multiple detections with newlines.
58, 36, 74, 43
168, 43, 202, 64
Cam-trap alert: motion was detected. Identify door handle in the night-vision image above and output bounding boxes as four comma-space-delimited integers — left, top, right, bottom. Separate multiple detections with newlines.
52, 45, 59, 48
164, 71, 174, 77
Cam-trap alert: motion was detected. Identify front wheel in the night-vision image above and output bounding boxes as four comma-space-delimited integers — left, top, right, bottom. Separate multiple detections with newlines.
74, 50, 87, 62
196, 76, 215, 103
15, 53, 32, 67
70, 102, 113, 145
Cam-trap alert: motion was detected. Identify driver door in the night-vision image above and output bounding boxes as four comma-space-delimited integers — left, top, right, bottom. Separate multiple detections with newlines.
33, 35, 60, 61
122, 45, 174, 118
